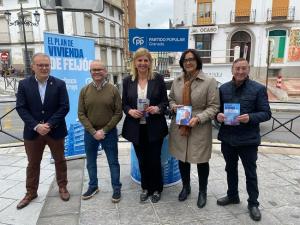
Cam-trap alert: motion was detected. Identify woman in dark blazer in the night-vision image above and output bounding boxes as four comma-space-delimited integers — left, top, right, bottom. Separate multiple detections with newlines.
122, 47, 168, 203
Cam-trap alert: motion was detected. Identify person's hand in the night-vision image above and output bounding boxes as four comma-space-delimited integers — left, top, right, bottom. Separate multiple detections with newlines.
129, 109, 143, 119
171, 104, 184, 113
189, 117, 200, 127
36, 123, 51, 136
216, 113, 225, 123
93, 129, 105, 140
146, 106, 160, 114
237, 114, 249, 123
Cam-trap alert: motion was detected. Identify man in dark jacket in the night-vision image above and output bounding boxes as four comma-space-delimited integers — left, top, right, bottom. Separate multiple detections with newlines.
16, 53, 70, 209
216, 58, 271, 221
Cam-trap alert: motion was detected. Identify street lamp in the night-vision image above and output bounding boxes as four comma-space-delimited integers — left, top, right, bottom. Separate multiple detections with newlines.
4, 3, 40, 78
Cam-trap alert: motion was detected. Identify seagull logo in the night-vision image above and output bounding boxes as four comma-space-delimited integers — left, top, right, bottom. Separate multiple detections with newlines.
133, 36, 144, 46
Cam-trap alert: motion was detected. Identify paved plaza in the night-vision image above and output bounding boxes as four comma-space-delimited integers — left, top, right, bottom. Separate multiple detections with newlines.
0, 141, 299, 225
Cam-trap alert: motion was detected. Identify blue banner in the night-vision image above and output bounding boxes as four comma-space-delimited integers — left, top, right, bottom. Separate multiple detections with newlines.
44, 32, 95, 158
129, 29, 188, 52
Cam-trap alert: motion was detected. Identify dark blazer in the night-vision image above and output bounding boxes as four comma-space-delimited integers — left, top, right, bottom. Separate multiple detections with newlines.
16, 75, 70, 140
218, 79, 271, 146
122, 74, 168, 145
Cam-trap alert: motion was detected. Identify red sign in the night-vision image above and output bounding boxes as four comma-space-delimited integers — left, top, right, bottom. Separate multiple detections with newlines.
1, 52, 9, 61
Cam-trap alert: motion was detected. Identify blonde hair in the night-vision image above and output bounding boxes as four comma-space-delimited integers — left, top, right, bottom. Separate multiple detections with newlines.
131, 48, 154, 81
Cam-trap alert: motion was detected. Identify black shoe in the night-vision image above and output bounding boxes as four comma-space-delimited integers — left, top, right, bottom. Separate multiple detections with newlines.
217, 195, 240, 206
112, 189, 121, 203
178, 185, 191, 201
248, 206, 261, 221
151, 191, 161, 203
82, 187, 99, 200
140, 189, 149, 202
197, 191, 207, 208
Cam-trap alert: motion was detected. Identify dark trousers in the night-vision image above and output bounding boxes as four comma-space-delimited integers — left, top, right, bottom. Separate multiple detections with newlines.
221, 142, 259, 207
179, 160, 209, 192
24, 135, 68, 195
133, 124, 163, 194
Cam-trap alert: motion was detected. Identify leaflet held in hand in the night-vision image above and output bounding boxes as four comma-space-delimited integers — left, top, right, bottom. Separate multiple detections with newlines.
176, 106, 192, 125
137, 98, 150, 117
224, 103, 240, 125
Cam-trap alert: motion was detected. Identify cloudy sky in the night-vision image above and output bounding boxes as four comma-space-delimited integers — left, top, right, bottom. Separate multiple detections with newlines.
136, 0, 173, 28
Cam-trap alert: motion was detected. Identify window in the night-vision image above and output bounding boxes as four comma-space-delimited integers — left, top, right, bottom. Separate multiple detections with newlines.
19, 14, 33, 42
0, 0, 3, 6
195, 34, 212, 63
98, 20, 105, 35
100, 48, 107, 66
0, 17, 10, 43
111, 48, 117, 73
109, 6, 114, 17
98, 19, 105, 44
46, 13, 58, 32
197, 0, 212, 25
199, 3, 211, 18
118, 27, 122, 47
120, 52, 124, 69
272, 0, 289, 18
84, 14, 92, 36
110, 23, 116, 45
18, 0, 28, 3
23, 48, 34, 66
235, 0, 251, 17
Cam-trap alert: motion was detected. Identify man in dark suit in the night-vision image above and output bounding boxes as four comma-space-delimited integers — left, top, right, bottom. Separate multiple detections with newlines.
16, 53, 70, 209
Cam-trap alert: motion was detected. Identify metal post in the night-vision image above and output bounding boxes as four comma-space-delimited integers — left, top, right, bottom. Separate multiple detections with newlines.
55, 0, 64, 34
20, 3, 31, 78
266, 40, 272, 89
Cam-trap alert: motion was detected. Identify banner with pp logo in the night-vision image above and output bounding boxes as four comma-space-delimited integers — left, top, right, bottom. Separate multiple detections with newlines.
129, 29, 188, 52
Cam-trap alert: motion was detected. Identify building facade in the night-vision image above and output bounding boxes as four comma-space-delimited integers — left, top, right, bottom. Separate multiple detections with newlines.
172, 0, 300, 80
0, 0, 132, 86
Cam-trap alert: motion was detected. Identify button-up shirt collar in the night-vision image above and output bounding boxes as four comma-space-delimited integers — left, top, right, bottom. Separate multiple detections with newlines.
35, 76, 49, 104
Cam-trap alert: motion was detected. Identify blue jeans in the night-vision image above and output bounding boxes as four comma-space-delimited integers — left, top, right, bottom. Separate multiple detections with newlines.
84, 128, 121, 191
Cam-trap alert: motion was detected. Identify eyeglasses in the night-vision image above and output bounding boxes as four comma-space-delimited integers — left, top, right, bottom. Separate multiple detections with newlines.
183, 58, 196, 64
35, 64, 50, 68
91, 68, 105, 73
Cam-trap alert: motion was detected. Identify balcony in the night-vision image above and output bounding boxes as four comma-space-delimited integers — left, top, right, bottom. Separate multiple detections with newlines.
97, 37, 122, 48
84, 32, 97, 37
230, 10, 256, 24
193, 12, 216, 26
267, 7, 295, 22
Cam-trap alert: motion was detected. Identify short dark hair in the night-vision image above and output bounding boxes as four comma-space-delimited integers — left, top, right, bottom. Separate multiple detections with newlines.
232, 58, 249, 69
179, 49, 203, 73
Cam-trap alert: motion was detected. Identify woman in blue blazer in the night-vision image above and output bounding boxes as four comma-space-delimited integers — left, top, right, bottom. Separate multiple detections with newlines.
122, 48, 168, 203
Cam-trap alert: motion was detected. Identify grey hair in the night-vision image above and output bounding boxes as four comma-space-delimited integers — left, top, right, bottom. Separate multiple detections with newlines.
31, 53, 50, 64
